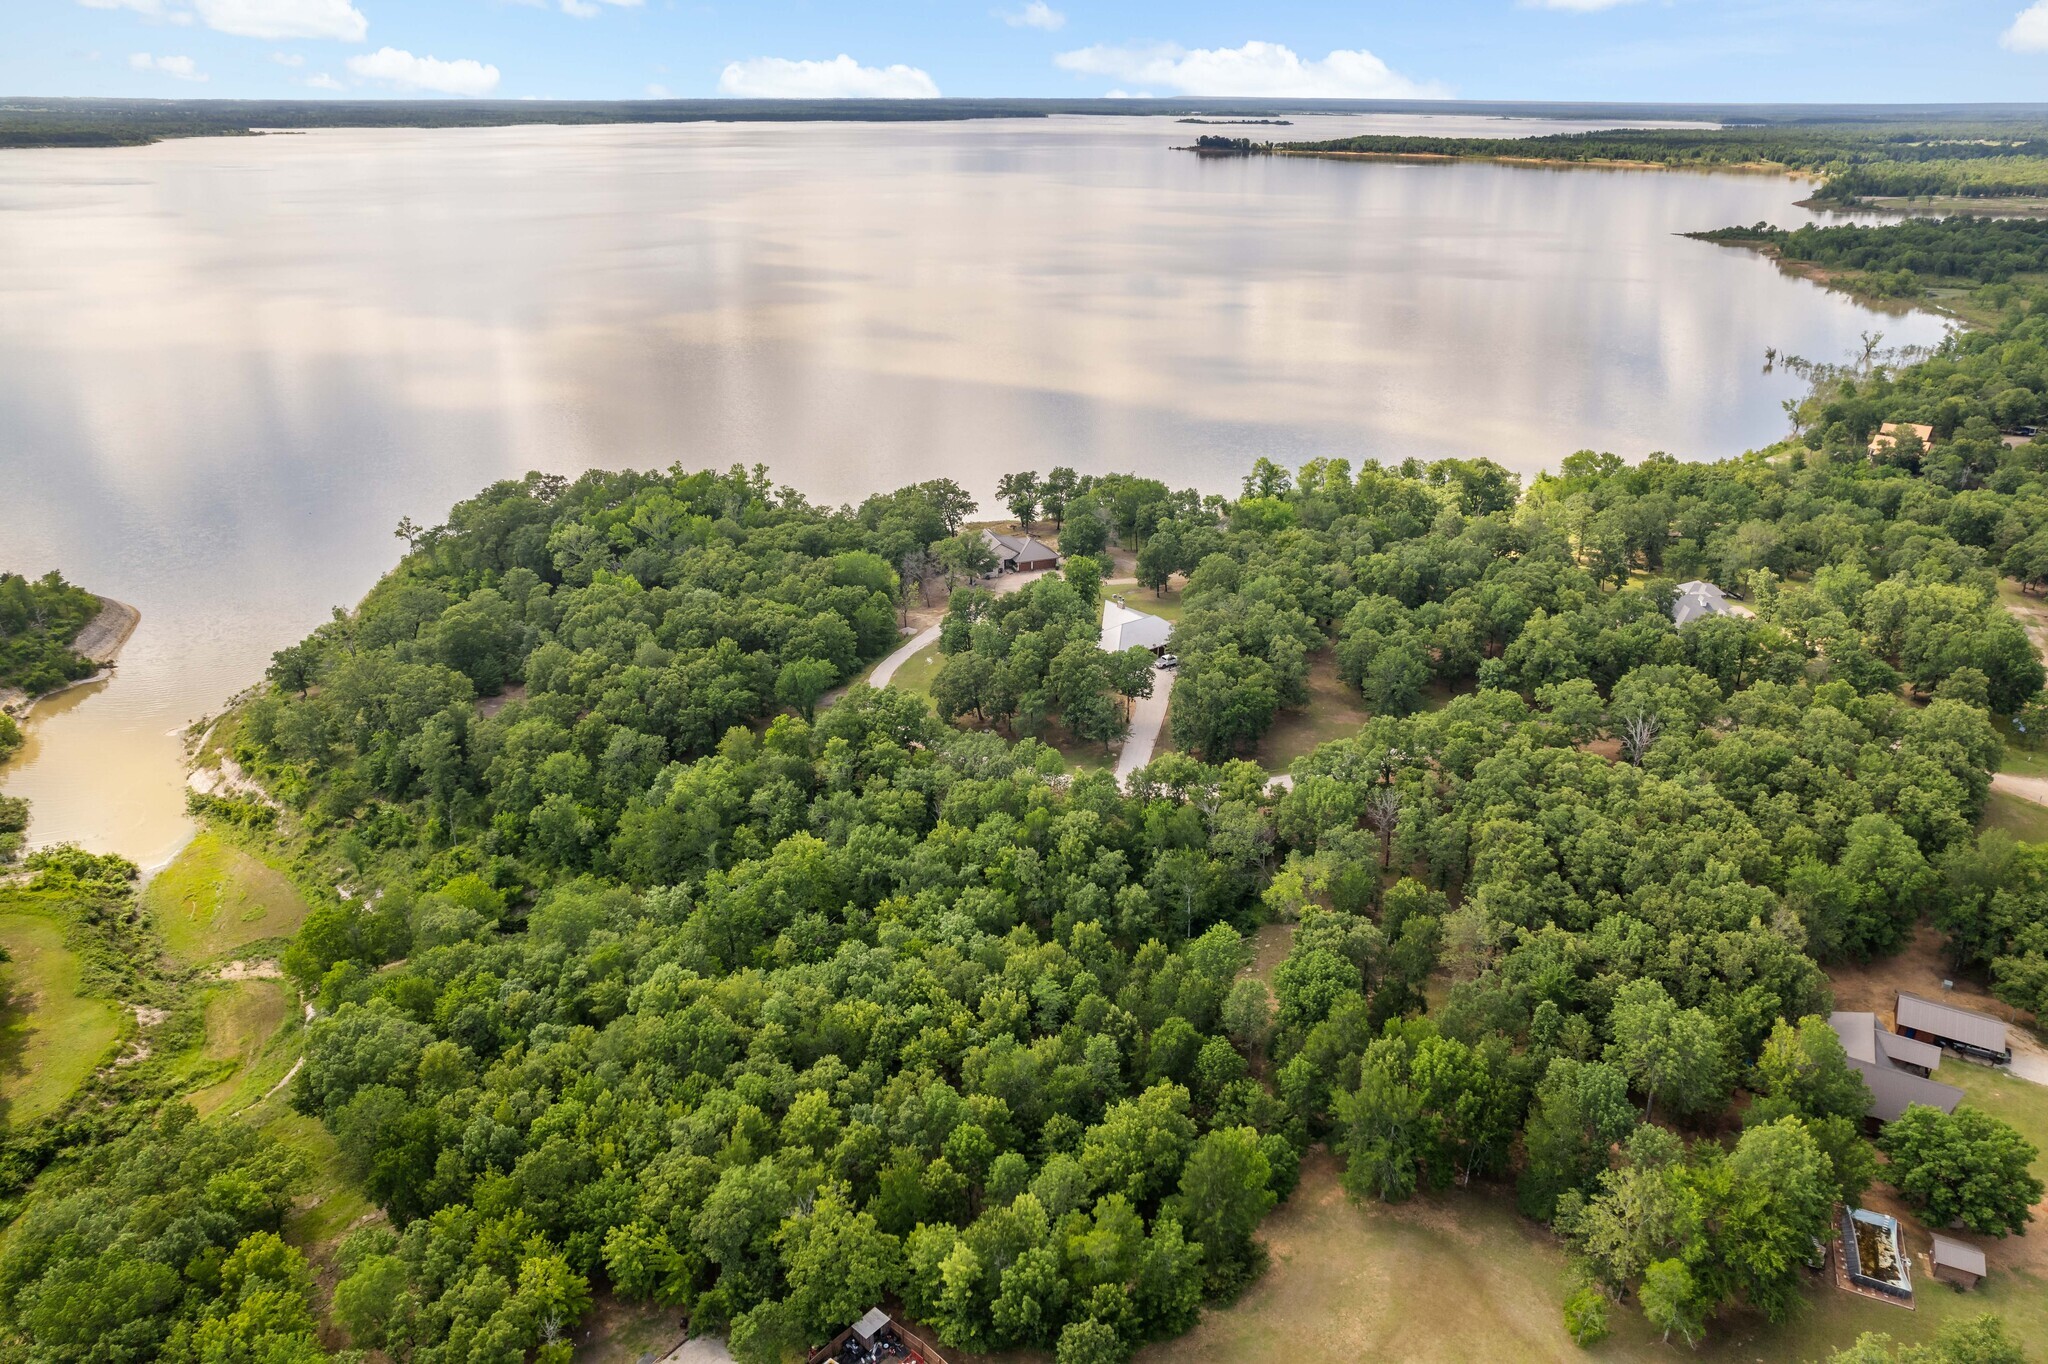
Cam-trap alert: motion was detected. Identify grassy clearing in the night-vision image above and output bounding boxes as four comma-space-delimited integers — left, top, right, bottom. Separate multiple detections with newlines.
1137, 1151, 1598, 1364
1139, 1129, 2048, 1364
144, 830, 313, 962
1111, 587, 1186, 626
1255, 651, 1370, 775
1997, 743, 2048, 780
257, 1098, 379, 1251
891, 641, 945, 698
0, 912, 122, 1126
1983, 789, 2048, 844
573, 1295, 688, 1364
186, 979, 294, 1116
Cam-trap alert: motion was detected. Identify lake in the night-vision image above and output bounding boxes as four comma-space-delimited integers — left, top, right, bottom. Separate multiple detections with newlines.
0, 113, 1949, 867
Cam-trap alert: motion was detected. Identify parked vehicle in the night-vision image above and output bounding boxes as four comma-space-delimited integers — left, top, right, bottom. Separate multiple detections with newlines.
1156, 652, 1179, 669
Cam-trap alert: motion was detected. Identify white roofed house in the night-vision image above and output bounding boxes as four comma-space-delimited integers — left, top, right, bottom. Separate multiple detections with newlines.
1101, 599, 1173, 654
1669, 580, 1744, 628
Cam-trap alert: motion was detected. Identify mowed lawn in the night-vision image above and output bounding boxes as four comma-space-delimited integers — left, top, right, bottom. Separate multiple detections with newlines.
187, 978, 296, 1116
0, 913, 122, 1125
1146, 1066, 2048, 1364
1983, 789, 2048, 844
1255, 651, 1370, 775
144, 831, 312, 962
891, 641, 945, 698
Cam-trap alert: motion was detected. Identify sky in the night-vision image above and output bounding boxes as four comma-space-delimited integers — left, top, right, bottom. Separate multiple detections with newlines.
13, 0, 2048, 104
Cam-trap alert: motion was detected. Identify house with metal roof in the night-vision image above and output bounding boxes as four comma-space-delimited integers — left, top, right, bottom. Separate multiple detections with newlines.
1101, 599, 1173, 654
1930, 1234, 1988, 1290
1895, 993, 2012, 1065
1670, 580, 1741, 628
1828, 1011, 1964, 1126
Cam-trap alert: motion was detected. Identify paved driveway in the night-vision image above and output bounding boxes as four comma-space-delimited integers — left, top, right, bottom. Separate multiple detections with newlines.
1115, 667, 1173, 784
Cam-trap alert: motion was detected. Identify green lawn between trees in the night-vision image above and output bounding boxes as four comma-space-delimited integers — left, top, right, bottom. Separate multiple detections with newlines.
0, 912, 123, 1126
143, 829, 316, 963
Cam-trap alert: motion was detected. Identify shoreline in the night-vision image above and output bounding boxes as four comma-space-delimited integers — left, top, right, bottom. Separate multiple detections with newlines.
1684, 234, 1966, 323
1270, 148, 1800, 175
0, 596, 141, 718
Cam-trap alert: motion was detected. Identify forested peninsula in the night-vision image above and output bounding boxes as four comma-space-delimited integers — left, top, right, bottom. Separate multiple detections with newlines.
1278, 121, 2048, 209
6, 220, 2048, 1364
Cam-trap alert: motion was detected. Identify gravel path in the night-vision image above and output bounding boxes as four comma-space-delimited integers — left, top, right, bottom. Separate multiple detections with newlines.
868, 623, 941, 688
1992, 772, 2048, 808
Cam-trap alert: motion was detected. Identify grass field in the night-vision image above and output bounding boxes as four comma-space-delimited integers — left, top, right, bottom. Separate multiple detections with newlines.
0, 912, 122, 1126
1983, 789, 2048, 844
1999, 745, 2048, 780
1255, 651, 1370, 774
254, 1098, 379, 1250
186, 978, 295, 1116
891, 641, 945, 698
143, 830, 313, 962
1134, 1118, 2048, 1364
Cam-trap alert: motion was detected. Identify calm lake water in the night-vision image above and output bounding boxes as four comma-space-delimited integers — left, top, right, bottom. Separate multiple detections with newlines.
0, 114, 1948, 866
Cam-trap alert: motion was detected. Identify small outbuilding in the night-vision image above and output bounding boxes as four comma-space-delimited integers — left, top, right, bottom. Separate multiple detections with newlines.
1895, 992, 2012, 1066
1930, 1234, 1987, 1290
851, 1308, 893, 1347
981, 529, 1061, 573
1670, 580, 1741, 628
1101, 599, 1173, 654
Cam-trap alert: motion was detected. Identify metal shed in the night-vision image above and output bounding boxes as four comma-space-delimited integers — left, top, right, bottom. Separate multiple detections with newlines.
1896, 993, 2011, 1065
1930, 1235, 1987, 1289
852, 1308, 892, 1345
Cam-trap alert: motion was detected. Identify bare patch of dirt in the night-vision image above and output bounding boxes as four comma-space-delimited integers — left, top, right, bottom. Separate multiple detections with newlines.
1826, 922, 2031, 1032
475, 682, 528, 719
216, 959, 284, 981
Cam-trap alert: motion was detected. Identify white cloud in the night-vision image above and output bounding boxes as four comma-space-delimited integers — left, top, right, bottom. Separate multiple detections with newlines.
645, 82, 672, 98
1520, 0, 1640, 9
996, 1, 1065, 31
346, 46, 502, 95
271, 50, 305, 66
194, 0, 367, 41
717, 54, 940, 99
80, 0, 188, 17
560, 0, 642, 15
1103, 89, 1151, 99
305, 71, 345, 89
2003, 1, 2048, 51
128, 51, 207, 80
1054, 40, 1445, 99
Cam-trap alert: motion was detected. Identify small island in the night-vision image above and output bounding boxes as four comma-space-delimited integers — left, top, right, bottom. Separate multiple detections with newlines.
0, 571, 139, 723
1176, 118, 1293, 126
1178, 135, 1275, 156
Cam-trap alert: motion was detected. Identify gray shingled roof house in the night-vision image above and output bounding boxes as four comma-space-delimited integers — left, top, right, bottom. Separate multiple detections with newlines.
1670, 580, 1741, 628
981, 529, 1061, 572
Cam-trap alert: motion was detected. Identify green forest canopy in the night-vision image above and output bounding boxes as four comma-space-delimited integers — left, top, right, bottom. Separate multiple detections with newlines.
0, 571, 100, 697
5, 220, 2048, 1364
